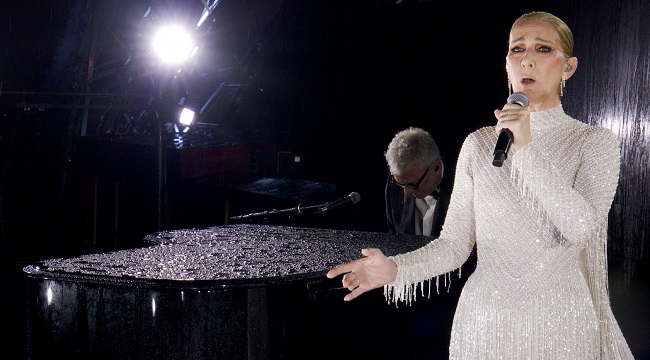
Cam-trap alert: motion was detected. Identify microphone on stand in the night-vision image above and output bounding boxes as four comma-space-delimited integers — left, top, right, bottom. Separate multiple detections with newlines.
492, 92, 529, 167
317, 192, 361, 213
229, 192, 361, 220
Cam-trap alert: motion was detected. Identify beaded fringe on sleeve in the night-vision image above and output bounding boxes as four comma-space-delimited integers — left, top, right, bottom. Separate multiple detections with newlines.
509, 124, 633, 359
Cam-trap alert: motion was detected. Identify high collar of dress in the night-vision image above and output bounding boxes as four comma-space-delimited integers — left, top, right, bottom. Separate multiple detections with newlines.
530, 104, 570, 131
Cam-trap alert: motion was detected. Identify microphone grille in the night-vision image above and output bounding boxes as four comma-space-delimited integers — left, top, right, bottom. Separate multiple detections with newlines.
507, 92, 529, 107
349, 192, 361, 204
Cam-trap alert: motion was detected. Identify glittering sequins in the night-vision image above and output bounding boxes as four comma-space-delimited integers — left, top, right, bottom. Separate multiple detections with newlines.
384, 105, 633, 359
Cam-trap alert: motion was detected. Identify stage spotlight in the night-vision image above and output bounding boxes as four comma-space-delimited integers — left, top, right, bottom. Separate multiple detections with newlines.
179, 107, 195, 126
153, 25, 194, 64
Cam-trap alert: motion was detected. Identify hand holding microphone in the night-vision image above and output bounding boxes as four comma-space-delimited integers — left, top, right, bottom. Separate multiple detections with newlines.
492, 92, 530, 167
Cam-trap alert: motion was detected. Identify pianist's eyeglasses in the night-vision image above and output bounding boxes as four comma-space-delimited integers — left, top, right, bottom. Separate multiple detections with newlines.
389, 163, 436, 191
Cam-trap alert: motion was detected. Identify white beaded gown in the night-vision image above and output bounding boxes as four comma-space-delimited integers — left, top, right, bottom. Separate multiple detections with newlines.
385, 105, 634, 359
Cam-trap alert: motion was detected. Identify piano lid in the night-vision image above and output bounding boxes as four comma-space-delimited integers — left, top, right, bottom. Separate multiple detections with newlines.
23, 224, 431, 288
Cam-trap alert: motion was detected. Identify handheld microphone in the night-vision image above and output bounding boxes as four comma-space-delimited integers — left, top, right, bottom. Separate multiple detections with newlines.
318, 192, 361, 213
492, 92, 529, 167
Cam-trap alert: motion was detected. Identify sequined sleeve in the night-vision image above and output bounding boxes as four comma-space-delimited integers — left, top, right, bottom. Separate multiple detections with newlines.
509, 125, 620, 247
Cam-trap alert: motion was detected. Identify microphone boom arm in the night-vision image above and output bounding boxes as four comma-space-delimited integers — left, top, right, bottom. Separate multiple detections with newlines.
230, 192, 360, 220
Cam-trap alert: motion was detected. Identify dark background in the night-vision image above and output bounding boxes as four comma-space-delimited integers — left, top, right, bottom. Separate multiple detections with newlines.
1, 0, 648, 359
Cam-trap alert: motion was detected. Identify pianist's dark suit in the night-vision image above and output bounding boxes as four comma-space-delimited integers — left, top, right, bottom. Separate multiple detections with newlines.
384, 173, 452, 237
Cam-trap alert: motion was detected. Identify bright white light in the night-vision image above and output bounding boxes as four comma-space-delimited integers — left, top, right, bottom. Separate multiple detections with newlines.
153, 26, 194, 64
179, 107, 195, 126
197, 9, 210, 27
47, 286, 53, 305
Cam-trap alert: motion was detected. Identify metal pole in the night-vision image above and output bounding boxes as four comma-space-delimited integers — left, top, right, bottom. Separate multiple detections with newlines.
156, 108, 165, 231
